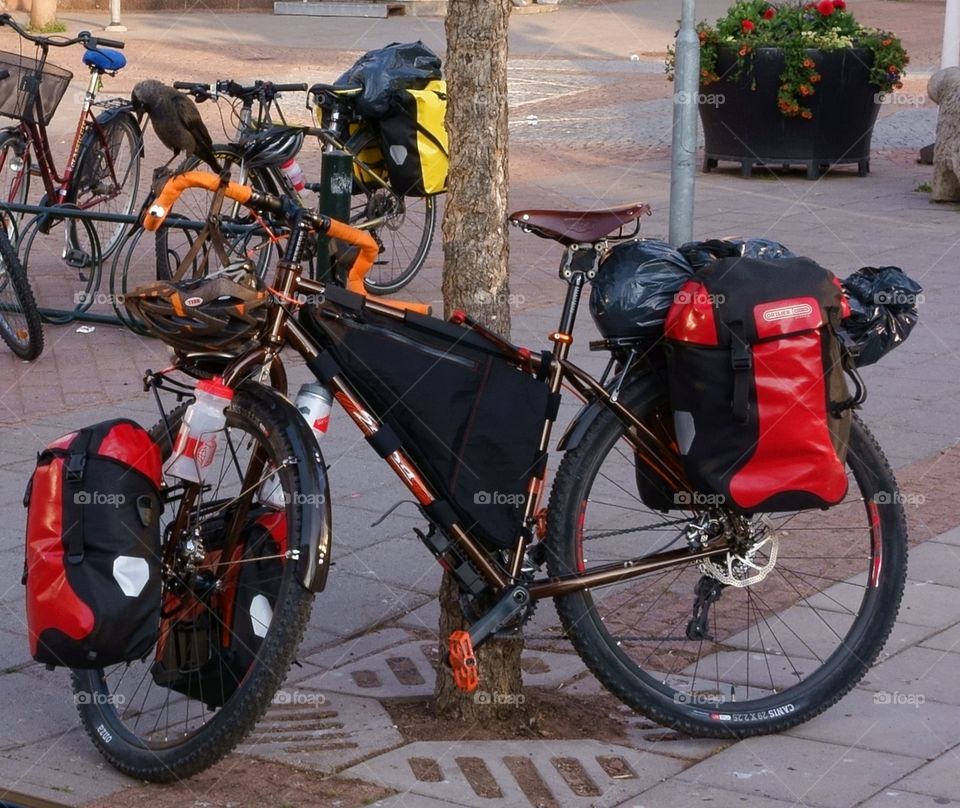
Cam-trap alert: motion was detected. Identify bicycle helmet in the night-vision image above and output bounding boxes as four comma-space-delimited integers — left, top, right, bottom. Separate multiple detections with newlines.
241, 126, 305, 169
125, 275, 269, 354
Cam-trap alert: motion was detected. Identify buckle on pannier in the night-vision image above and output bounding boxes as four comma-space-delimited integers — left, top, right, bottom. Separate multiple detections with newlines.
730, 341, 752, 371
65, 452, 86, 483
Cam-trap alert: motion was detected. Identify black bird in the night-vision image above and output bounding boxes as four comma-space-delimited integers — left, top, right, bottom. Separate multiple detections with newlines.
131, 79, 221, 173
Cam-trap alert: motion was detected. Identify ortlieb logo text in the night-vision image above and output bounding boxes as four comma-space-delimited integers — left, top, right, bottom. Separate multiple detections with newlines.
761, 303, 813, 322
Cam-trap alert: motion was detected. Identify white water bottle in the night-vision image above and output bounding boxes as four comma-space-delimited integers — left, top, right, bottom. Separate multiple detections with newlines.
166, 377, 234, 484
295, 382, 333, 442
280, 158, 307, 194
258, 383, 332, 509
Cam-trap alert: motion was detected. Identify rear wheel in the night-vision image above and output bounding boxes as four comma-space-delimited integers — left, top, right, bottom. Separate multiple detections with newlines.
154, 146, 281, 282
0, 224, 42, 359
71, 114, 143, 260
545, 382, 908, 737
73, 390, 315, 782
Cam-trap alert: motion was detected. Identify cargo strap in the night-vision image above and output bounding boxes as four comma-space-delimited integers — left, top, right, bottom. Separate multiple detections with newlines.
448, 630, 479, 692
729, 321, 752, 424
64, 431, 94, 565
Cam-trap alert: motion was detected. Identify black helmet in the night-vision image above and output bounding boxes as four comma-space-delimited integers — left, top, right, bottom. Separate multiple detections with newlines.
125, 275, 269, 354
241, 125, 305, 169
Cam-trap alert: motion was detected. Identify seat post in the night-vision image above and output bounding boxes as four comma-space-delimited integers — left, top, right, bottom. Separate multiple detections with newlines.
551, 243, 599, 359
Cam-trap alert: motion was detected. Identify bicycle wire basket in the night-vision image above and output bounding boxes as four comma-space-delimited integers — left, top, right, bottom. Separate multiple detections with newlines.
0, 51, 73, 126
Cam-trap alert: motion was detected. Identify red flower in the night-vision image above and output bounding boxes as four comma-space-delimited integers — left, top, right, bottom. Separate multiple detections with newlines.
817, 0, 835, 15
741, 19, 755, 32
881, 38, 892, 46
801, 110, 814, 119
802, 58, 816, 68
833, 0, 846, 8
762, 7, 776, 19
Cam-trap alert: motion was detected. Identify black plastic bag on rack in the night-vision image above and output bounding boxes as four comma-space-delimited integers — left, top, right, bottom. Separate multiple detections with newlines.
840, 266, 923, 367
679, 237, 796, 269
336, 41, 443, 118
588, 239, 694, 338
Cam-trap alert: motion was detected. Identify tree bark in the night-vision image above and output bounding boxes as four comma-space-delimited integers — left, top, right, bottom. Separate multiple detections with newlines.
435, 0, 525, 726
30, 0, 58, 29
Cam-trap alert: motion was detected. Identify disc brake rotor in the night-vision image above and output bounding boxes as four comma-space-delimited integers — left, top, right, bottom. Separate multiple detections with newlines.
699, 516, 780, 587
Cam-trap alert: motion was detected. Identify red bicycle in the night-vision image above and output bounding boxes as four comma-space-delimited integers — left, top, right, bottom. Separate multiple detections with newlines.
0, 14, 142, 272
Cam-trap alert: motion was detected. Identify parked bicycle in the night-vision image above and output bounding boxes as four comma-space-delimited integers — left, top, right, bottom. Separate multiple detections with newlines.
156, 77, 438, 293
67, 173, 908, 782
0, 13, 142, 316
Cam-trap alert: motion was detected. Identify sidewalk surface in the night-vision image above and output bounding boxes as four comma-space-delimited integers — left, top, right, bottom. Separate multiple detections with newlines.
0, 1, 958, 806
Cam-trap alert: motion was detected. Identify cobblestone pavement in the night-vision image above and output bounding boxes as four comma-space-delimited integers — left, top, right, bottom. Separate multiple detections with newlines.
0, 1, 959, 806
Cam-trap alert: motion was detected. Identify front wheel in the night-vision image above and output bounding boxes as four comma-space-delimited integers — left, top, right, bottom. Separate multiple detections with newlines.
0, 130, 31, 234
73, 389, 315, 782
70, 113, 143, 260
545, 382, 907, 738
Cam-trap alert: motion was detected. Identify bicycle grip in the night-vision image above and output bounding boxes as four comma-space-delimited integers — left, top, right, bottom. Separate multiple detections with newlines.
143, 172, 252, 231
173, 80, 209, 91
95, 36, 125, 48
267, 83, 308, 93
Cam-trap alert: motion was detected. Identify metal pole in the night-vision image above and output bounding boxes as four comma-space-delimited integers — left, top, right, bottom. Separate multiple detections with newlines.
943, 0, 960, 68
316, 150, 354, 283
668, 0, 700, 246
105, 0, 127, 32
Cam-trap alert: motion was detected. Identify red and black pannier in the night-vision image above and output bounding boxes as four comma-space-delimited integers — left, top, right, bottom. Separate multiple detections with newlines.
664, 256, 854, 513
24, 419, 163, 668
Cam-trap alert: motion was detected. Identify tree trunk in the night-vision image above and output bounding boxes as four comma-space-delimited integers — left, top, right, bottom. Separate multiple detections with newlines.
30, 0, 57, 29
435, 0, 524, 725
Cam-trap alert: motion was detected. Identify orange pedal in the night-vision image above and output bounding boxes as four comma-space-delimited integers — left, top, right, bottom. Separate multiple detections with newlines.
448, 630, 479, 693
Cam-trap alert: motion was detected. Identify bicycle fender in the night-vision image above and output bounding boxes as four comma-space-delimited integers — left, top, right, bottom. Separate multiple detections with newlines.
240, 381, 332, 593
557, 373, 663, 452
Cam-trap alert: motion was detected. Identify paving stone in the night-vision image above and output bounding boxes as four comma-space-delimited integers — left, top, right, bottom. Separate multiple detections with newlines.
0, 666, 81, 753
675, 735, 920, 808
861, 789, 960, 807
681, 650, 822, 693
0, 729, 130, 806
303, 627, 416, 671
346, 740, 684, 807
918, 621, 960, 653
891, 750, 960, 802
722, 606, 935, 662
785, 687, 960, 759
239, 691, 403, 775
859, 646, 960, 706
620, 779, 811, 807
298, 639, 586, 699
807, 578, 960, 629
906, 542, 960, 588
930, 526, 960, 546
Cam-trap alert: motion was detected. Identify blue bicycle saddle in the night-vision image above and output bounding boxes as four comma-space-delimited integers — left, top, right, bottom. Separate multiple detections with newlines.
82, 48, 126, 72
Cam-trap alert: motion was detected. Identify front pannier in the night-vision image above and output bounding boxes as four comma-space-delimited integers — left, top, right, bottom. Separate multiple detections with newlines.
24, 419, 163, 668
664, 256, 854, 513
305, 304, 550, 549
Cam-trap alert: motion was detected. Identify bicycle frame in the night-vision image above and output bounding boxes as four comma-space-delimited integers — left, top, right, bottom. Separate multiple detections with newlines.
170, 205, 734, 604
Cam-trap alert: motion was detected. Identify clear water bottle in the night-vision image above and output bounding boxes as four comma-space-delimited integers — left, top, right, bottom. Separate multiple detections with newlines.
258, 383, 332, 509
280, 158, 307, 194
166, 377, 234, 484
295, 382, 333, 442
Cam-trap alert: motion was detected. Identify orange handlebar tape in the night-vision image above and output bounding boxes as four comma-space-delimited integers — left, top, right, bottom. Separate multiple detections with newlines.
328, 218, 431, 316
143, 172, 253, 232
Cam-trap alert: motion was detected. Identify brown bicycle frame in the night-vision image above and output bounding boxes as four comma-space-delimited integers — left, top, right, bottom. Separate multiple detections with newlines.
206, 228, 732, 602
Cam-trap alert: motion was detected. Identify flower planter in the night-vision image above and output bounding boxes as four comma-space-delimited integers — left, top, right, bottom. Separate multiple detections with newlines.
700, 47, 882, 179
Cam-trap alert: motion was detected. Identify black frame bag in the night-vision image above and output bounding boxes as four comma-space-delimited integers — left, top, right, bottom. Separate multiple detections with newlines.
664, 256, 854, 513
24, 419, 163, 668
304, 302, 550, 549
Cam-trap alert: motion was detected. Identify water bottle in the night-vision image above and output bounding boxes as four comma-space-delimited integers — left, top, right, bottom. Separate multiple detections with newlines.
280, 158, 307, 194
166, 377, 234, 484
258, 383, 332, 509
295, 382, 333, 442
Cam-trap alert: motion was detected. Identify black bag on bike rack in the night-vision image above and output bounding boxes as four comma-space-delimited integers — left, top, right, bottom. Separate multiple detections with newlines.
23, 419, 163, 668
664, 256, 855, 513
151, 509, 285, 708
303, 302, 551, 549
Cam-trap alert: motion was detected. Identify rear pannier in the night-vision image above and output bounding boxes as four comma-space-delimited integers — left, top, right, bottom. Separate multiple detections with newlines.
664, 256, 855, 513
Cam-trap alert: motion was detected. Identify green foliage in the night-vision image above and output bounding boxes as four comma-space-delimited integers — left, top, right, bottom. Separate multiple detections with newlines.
28, 20, 67, 34
666, 1, 908, 119
914, 182, 932, 193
